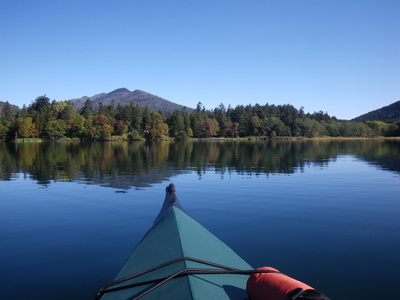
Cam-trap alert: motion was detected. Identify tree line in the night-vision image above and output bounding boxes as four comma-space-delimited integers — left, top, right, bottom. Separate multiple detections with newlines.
0, 96, 399, 141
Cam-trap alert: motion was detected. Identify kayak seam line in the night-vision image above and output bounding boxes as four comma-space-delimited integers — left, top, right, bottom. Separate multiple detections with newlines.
173, 207, 194, 300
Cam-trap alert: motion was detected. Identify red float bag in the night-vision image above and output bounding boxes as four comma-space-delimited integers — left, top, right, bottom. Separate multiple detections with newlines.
246, 267, 329, 300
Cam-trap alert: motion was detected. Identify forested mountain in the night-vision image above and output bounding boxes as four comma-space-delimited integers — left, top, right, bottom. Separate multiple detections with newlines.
352, 100, 400, 121
67, 88, 192, 113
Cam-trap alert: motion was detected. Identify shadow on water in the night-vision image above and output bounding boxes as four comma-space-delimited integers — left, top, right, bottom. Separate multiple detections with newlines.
0, 140, 399, 188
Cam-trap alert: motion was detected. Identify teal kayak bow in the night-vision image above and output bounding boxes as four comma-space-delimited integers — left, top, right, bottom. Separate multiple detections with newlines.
96, 183, 253, 300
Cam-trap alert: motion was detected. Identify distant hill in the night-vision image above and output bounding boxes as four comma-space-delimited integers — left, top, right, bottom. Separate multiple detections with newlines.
352, 100, 400, 122
67, 88, 193, 113
0, 101, 20, 113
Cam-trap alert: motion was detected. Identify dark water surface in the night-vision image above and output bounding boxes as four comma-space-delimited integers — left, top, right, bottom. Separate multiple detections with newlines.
0, 140, 399, 299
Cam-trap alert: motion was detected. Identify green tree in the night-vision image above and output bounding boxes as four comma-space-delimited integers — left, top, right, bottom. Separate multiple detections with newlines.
261, 117, 291, 137
45, 120, 66, 140
251, 114, 261, 136
114, 104, 132, 128
80, 98, 94, 118
49, 100, 67, 119
190, 104, 207, 137
105, 100, 116, 120
31, 95, 50, 112
228, 105, 247, 137
97, 102, 106, 115
366, 121, 390, 136
387, 122, 400, 136
28, 95, 51, 136
129, 104, 143, 132
142, 106, 152, 135
339, 122, 371, 137
59, 103, 77, 122
214, 104, 229, 137
84, 117, 96, 140
183, 109, 193, 138
326, 122, 340, 137
0, 124, 9, 140
70, 115, 86, 139
167, 110, 192, 140
1, 101, 13, 126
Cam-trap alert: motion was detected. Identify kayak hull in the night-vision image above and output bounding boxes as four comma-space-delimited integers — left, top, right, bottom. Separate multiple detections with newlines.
100, 185, 252, 299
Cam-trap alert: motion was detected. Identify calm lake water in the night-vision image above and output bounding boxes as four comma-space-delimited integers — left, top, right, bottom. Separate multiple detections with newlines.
0, 140, 399, 299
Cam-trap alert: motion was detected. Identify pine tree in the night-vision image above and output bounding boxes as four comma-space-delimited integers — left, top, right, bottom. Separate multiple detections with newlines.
80, 98, 94, 118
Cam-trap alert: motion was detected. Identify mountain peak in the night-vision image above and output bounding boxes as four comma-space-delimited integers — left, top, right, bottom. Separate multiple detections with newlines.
109, 88, 131, 94
67, 88, 193, 113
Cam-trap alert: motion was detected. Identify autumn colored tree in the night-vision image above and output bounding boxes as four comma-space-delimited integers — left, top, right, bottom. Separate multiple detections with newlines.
100, 124, 114, 140
92, 115, 111, 140
145, 112, 169, 141
204, 118, 220, 137
16, 117, 35, 138
113, 119, 128, 135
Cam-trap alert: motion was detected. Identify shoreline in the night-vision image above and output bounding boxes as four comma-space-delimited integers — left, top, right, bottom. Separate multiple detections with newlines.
3, 136, 400, 143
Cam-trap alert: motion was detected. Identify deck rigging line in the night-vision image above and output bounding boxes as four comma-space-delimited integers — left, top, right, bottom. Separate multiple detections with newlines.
95, 256, 280, 300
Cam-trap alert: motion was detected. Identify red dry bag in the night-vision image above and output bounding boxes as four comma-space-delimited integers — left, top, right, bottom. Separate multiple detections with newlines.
246, 267, 329, 300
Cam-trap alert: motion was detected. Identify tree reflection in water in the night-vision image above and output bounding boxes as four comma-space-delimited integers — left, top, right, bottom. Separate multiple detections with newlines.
0, 140, 399, 188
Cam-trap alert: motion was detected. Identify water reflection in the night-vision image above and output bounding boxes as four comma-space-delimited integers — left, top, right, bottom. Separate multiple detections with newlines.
0, 140, 399, 188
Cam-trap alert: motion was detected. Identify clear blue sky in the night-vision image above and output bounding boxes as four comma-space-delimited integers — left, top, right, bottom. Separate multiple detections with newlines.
1, 0, 399, 120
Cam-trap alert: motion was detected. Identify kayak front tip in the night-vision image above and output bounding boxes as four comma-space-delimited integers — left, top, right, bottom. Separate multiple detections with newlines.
95, 183, 330, 300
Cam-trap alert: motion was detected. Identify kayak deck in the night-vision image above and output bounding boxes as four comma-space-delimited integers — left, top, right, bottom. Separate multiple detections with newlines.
98, 184, 252, 299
